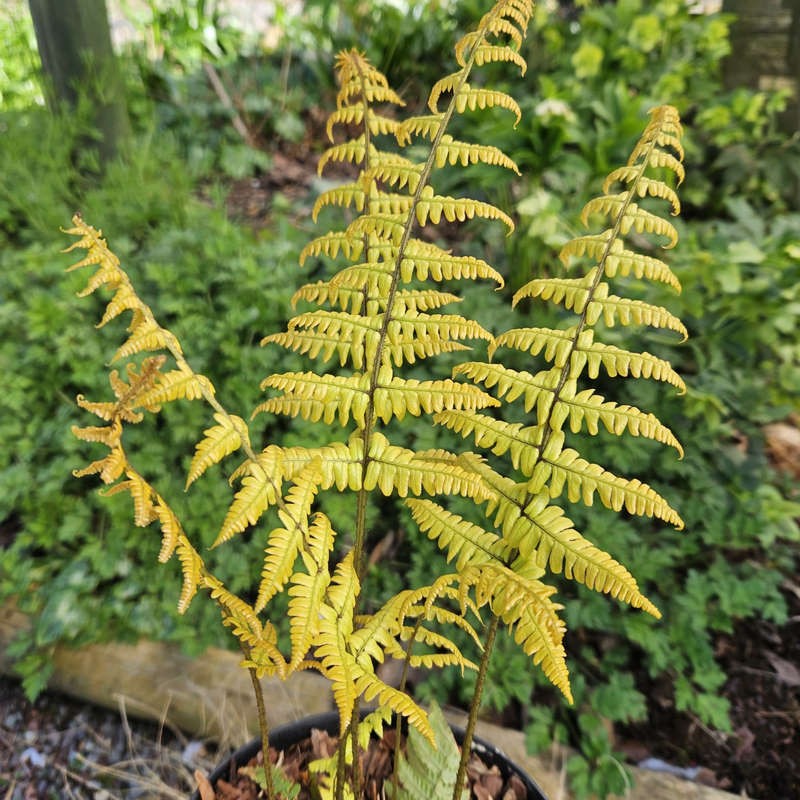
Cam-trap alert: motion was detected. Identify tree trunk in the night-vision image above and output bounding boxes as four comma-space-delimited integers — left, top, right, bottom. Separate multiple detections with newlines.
723, 0, 800, 132
28, 0, 131, 164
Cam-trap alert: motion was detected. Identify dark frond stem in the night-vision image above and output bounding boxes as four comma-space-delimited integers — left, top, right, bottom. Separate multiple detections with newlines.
392, 618, 424, 795
452, 613, 500, 800
242, 645, 274, 800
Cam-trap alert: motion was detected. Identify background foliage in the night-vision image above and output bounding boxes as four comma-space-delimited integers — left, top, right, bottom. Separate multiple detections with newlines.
1, 1, 798, 797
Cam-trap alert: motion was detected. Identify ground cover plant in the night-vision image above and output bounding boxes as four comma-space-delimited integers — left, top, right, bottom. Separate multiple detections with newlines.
1, 1, 798, 798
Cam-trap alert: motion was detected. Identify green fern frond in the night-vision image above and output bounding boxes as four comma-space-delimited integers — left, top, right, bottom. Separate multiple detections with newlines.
385, 702, 467, 800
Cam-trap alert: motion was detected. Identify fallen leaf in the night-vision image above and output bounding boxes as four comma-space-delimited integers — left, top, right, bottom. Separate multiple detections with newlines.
194, 769, 215, 800
765, 651, 800, 687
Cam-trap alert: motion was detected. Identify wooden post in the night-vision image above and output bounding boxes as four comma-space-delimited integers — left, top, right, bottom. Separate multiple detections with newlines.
28, 0, 131, 164
723, 0, 800, 132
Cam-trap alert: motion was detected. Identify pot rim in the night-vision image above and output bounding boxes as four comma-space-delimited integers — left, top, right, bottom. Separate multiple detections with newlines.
192, 710, 548, 800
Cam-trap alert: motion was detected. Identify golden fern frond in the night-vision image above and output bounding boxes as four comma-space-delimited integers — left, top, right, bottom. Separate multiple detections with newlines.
113, 320, 170, 361
315, 552, 360, 732
528, 449, 684, 527
136, 368, 215, 411
154, 495, 181, 563
318, 135, 369, 173
461, 563, 571, 701
186, 412, 248, 488
280, 438, 364, 492
603, 168, 680, 214
560, 236, 681, 292
345, 212, 406, 245
490, 326, 581, 368
262, 327, 376, 369
499, 494, 660, 617
364, 154, 425, 192
455, 86, 521, 127
364, 432, 493, 500
434, 134, 520, 174
392, 290, 461, 314
291, 280, 357, 312
395, 114, 444, 146
382, 638, 477, 672
580, 195, 679, 248
580, 341, 686, 392
434, 410, 542, 475
72, 445, 126, 483
312, 183, 366, 221
467, 43, 527, 73
207, 579, 288, 678
585, 292, 688, 339
299, 232, 364, 265
334, 48, 406, 109
406, 498, 511, 569
288, 559, 332, 669
552, 388, 683, 455
512, 273, 594, 312
372, 376, 498, 423
71, 420, 122, 448
401, 239, 505, 287
255, 460, 325, 612
176, 533, 203, 614
413, 187, 514, 232
214, 449, 284, 547
102, 469, 157, 526
454, 361, 560, 415
428, 71, 464, 114
255, 372, 369, 427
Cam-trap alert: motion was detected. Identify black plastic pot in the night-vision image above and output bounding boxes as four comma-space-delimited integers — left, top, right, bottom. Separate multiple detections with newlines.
192, 711, 548, 799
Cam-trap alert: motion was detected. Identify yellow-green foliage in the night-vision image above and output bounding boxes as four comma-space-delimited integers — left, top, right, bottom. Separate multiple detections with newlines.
66, 0, 687, 747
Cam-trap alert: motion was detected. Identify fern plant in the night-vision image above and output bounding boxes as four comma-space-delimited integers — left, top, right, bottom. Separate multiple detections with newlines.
64, 1, 689, 798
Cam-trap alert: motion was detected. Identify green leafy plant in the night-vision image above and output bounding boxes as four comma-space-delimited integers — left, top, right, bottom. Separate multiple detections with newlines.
64, 1, 690, 798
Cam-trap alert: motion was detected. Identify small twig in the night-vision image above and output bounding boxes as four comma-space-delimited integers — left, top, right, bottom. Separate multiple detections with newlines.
202, 61, 255, 146
72, 753, 188, 800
